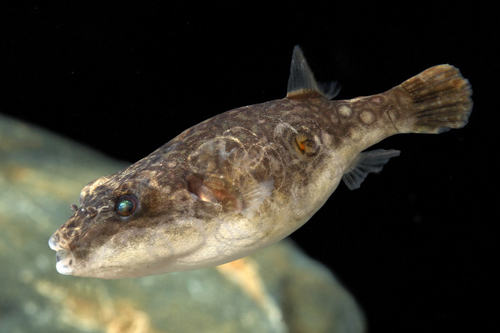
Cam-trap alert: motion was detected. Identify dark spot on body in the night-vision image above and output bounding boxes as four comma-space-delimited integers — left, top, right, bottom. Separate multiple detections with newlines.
293, 133, 320, 157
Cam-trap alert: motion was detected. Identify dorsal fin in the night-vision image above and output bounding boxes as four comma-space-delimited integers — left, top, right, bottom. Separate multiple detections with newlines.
286, 45, 340, 100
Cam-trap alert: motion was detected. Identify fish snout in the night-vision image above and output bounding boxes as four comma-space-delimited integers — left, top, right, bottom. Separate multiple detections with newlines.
48, 233, 75, 275
48, 233, 62, 251
55, 248, 74, 275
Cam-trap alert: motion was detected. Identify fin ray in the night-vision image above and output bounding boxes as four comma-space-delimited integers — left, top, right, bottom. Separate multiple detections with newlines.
187, 138, 274, 217
287, 46, 340, 100
398, 65, 473, 134
342, 149, 401, 190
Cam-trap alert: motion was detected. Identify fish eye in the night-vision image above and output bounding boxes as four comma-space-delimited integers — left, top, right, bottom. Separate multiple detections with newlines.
116, 195, 138, 217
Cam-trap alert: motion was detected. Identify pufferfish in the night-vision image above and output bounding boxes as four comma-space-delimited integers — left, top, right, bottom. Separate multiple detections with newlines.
49, 46, 472, 279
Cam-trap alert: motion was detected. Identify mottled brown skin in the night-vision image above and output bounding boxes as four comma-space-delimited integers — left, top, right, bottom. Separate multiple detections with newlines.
54, 95, 386, 254
49, 59, 472, 278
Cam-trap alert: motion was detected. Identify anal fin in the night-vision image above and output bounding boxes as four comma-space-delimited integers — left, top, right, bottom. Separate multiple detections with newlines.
342, 149, 401, 190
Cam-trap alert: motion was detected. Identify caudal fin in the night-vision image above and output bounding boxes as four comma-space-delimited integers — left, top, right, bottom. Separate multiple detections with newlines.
398, 65, 473, 134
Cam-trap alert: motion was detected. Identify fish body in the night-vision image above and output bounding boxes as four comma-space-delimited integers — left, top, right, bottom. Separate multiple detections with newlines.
49, 46, 472, 279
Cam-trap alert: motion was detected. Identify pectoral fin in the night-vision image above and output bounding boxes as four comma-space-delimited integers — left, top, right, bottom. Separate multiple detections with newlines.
187, 138, 274, 218
187, 174, 273, 218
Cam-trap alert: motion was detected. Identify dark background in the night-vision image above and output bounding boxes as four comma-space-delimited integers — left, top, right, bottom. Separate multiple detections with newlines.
1, 2, 496, 332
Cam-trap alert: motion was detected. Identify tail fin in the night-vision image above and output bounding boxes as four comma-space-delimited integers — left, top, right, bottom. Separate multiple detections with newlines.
397, 65, 473, 134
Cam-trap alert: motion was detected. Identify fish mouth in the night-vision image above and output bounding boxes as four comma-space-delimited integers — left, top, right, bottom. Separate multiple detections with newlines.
48, 234, 61, 251
48, 234, 74, 275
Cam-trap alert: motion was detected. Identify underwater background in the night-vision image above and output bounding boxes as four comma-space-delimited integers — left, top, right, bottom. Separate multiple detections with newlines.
1, 2, 496, 332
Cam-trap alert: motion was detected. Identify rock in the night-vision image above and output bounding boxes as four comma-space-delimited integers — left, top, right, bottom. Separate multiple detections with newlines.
0, 114, 366, 333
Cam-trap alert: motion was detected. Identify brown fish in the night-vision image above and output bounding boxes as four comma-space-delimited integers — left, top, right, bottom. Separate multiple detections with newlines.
48, 46, 472, 279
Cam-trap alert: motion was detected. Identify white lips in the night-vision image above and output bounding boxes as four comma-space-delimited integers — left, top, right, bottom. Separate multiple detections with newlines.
48, 234, 61, 251
49, 234, 74, 275
55, 249, 74, 275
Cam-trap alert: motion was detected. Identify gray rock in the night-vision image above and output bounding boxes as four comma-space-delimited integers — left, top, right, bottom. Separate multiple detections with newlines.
0, 114, 366, 333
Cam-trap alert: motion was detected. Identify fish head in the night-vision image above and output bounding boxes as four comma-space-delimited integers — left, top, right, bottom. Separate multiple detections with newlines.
48, 164, 208, 279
